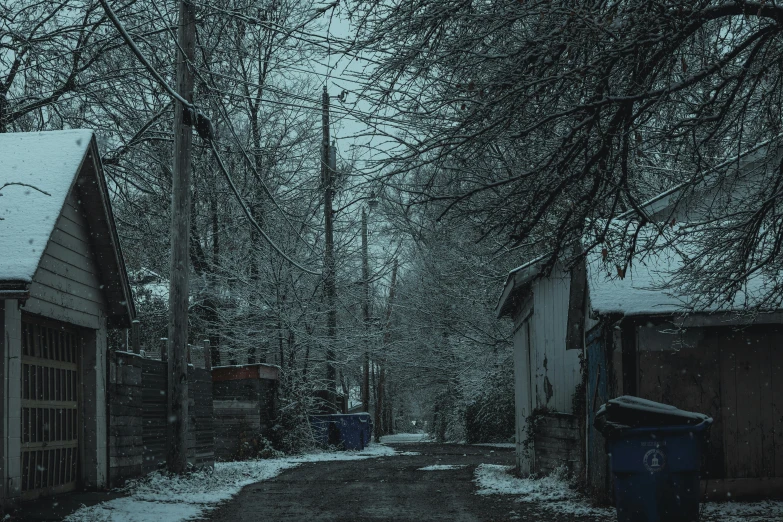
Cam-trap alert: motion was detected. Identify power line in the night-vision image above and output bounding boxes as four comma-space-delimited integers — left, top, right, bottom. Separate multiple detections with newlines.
98, 0, 321, 276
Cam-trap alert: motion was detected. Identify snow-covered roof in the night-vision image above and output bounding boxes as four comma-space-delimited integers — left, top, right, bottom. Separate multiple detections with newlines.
496, 138, 783, 318
0, 129, 93, 281
587, 246, 691, 315
586, 221, 780, 316
495, 254, 548, 317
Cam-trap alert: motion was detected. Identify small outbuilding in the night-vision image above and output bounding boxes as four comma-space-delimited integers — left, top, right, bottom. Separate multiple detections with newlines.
497, 145, 783, 501
212, 363, 280, 459
0, 130, 134, 504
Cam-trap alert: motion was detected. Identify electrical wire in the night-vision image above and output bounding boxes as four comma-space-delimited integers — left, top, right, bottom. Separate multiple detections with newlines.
97, 0, 192, 110
208, 139, 322, 276
98, 0, 322, 276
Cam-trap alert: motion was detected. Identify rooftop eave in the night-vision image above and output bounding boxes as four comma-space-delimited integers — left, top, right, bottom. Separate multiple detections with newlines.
495, 261, 543, 318
0, 281, 31, 301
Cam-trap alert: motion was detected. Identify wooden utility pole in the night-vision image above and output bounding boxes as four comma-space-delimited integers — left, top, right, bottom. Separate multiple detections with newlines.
322, 87, 337, 409
361, 208, 370, 412
374, 259, 398, 442
167, 0, 195, 474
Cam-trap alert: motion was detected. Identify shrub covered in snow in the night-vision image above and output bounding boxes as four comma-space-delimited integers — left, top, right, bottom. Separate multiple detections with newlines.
464, 364, 515, 444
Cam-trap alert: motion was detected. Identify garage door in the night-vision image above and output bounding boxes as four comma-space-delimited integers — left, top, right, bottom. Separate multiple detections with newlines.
20, 317, 80, 500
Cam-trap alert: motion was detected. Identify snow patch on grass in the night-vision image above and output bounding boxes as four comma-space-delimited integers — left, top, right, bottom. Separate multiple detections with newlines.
473, 464, 613, 518
64, 444, 397, 522
417, 464, 466, 471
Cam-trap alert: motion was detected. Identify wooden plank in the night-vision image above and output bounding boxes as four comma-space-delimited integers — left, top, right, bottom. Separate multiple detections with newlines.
701, 477, 783, 501
565, 259, 585, 352
22, 298, 100, 330
46, 233, 95, 272
37, 253, 101, 292
33, 267, 104, 305
772, 329, 783, 478
55, 211, 92, 246
61, 196, 88, 227
758, 332, 775, 478
720, 333, 740, 478
734, 332, 763, 478
28, 279, 101, 318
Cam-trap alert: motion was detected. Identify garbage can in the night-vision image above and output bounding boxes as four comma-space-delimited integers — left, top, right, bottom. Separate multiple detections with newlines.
595, 396, 712, 522
310, 413, 373, 450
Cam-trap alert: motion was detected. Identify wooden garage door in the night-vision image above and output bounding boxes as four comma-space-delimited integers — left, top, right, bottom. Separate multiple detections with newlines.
20, 317, 80, 500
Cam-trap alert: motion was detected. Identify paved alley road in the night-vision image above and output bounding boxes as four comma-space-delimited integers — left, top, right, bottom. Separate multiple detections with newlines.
206, 443, 586, 522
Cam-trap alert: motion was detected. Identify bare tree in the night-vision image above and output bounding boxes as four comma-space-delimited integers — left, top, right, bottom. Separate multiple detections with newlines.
344, 0, 783, 308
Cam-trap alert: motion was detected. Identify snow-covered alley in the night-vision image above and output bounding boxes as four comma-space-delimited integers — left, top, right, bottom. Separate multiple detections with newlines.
31, 441, 779, 522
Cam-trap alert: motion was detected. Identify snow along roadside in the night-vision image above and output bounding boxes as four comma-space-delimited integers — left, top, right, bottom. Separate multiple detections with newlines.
65, 444, 397, 522
473, 464, 613, 519
473, 464, 783, 522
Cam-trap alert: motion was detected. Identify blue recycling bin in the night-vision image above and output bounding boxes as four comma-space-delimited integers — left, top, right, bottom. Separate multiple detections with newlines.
607, 419, 712, 522
310, 413, 373, 450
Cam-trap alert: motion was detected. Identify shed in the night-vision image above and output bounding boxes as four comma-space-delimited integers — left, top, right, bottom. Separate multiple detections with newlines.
497, 143, 783, 500
0, 130, 134, 504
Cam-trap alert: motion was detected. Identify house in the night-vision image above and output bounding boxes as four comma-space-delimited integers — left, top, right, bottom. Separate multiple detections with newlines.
0, 130, 135, 504
497, 144, 783, 501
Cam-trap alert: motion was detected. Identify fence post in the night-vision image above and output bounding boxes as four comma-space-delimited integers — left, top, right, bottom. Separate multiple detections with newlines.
132, 319, 141, 354
161, 337, 168, 363
203, 339, 211, 371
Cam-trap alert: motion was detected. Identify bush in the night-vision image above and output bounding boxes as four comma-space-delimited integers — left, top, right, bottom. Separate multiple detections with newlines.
233, 425, 284, 460
269, 385, 318, 454
464, 366, 515, 444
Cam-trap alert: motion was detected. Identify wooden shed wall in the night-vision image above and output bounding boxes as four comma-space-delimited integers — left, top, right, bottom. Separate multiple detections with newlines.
24, 190, 105, 330
529, 266, 581, 413
637, 324, 783, 496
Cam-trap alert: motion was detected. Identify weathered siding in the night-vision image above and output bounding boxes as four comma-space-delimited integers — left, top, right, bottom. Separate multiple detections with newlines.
25, 190, 105, 330
189, 368, 215, 467
530, 265, 581, 413
533, 413, 582, 476
141, 358, 167, 473
108, 352, 144, 486
212, 376, 278, 460
513, 300, 533, 473
638, 324, 783, 482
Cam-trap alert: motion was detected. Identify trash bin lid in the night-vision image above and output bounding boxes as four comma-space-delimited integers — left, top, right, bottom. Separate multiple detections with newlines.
595, 396, 712, 434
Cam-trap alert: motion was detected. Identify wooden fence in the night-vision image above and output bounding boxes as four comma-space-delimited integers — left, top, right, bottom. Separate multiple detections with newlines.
108, 347, 215, 486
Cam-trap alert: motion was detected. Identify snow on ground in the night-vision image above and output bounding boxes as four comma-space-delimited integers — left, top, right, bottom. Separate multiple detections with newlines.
474, 464, 783, 521
417, 464, 466, 471
472, 443, 515, 449
64, 445, 397, 522
474, 464, 613, 518
701, 500, 783, 522
379, 433, 431, 443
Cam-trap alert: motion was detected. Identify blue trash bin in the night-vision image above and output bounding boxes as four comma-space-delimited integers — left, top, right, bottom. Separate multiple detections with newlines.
310, 413, 373, 450
607, 418, 712, 522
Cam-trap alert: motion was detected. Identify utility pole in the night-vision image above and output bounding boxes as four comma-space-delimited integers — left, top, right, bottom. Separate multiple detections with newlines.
322, 86, 337, 409
361, 208, 370, 412
167, 0, 195, 474
374, 259, 398, 442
